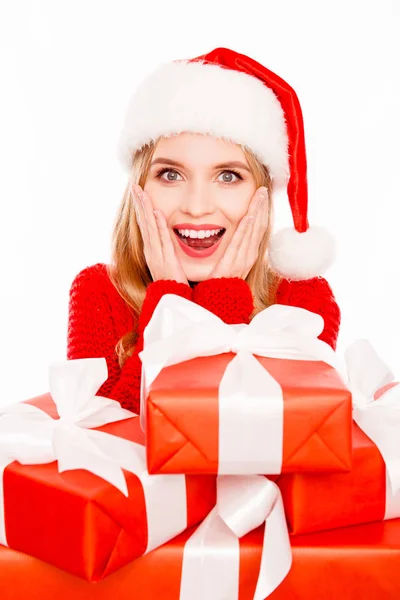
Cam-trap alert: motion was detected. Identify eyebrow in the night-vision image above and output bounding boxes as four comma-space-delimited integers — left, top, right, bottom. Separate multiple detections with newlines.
150, 157, 251, 173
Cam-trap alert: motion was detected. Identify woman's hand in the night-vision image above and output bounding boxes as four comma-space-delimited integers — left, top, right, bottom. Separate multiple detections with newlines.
208, 186, 269, 280
132, 184, 189, 285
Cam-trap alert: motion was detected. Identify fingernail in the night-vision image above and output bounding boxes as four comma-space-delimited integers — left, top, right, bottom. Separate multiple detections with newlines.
259, 187, 268, 199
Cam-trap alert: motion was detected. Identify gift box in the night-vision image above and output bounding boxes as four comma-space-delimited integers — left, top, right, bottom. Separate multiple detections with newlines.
1, 518, 400, 599
277, 420, 399, 534
0, 359, 216, 582
277, 342, 400, 535
141, 294, 352, 476
0, 473, 292, 600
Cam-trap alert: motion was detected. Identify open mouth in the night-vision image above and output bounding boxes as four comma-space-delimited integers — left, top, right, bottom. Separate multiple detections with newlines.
173, 227, 226, 250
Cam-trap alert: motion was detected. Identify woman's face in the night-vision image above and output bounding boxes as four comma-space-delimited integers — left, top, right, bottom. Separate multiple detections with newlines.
143, 132, 259, 282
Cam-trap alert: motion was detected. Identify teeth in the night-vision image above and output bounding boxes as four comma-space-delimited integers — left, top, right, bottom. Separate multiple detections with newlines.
177, 228, 223, 238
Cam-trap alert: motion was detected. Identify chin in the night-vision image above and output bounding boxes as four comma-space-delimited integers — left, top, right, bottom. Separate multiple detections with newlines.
182, 261, 217, 283
173, 237, 225, 282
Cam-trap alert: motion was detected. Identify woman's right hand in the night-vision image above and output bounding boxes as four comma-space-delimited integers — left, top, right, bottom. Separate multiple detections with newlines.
132, 184, 189, 285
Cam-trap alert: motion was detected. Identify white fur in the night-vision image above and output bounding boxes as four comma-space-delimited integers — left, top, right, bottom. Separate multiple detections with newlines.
117, 59, 290, 190
268, 226, 336, 280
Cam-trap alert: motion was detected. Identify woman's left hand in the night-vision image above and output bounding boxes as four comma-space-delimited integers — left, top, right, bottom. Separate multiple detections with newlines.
208, 186, 269, 280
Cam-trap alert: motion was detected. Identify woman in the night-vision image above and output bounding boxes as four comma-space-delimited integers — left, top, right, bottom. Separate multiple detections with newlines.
67, 47, 341, 414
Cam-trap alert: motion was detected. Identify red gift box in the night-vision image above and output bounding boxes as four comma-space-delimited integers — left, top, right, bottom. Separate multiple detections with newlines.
0, 393, 216, 581
1, 518, 400, 599
277, 382, 400, 535
146, 354, 352, 475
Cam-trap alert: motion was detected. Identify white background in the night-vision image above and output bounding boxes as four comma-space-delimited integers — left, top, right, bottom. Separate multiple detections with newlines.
1, 0, 399, 403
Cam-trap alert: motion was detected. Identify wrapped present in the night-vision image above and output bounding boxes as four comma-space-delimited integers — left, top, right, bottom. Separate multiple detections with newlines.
278, 340, 400, 535
139, 295, 352, 475
0, 475, 292, 600
1, 516, 400, 599
0, 358, 216, 581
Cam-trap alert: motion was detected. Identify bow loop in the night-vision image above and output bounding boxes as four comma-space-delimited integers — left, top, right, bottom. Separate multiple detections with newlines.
0, 358, 136, 500
345, 339, 395, 406
49, 358, 134, 428
345, 339, 400, 494
0, 412, 55, 465
140, 295, 339, 392
217, 475, 278, 538
250, 303, 325, 337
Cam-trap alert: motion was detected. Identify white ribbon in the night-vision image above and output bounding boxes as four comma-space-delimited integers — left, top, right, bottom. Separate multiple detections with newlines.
345, 339, 400, 497
180, 476, 292, 600
0, 357, 187, 551
139, 294, 339, 474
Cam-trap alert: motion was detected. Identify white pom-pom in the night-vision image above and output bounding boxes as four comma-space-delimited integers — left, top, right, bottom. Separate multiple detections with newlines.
268, 226, 336, 281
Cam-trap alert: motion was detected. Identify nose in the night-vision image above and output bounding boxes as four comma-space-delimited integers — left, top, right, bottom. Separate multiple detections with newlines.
179, 185, 215, 218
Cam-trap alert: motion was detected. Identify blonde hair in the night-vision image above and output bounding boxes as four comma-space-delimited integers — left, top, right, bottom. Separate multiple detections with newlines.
108, 137, 282, 367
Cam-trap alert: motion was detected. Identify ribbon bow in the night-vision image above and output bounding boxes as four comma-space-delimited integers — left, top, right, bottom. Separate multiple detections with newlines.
139, 294, 339, 474
0, 358, 187, 551
180, 476, 292, 600
140, 294, 338, 390
0, 358, 137, 494
345, 339, 400, 494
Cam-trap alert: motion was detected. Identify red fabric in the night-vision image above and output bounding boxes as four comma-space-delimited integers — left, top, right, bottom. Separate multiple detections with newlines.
275, 277, 341, 349
67, 264, 340, 414
192, 47, 309, 232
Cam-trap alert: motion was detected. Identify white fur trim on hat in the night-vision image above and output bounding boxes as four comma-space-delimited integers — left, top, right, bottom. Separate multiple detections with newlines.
268, 226, 336, 280
117, 60, 290, 189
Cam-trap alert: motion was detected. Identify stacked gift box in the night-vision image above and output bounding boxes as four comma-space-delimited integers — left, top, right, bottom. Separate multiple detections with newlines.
1, 295, 400, 599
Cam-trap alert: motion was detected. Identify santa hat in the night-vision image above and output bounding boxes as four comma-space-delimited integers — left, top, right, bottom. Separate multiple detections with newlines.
117, 47, 335, 281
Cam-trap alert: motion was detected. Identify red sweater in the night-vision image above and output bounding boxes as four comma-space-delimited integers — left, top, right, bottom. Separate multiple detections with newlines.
66, 264, 341, 414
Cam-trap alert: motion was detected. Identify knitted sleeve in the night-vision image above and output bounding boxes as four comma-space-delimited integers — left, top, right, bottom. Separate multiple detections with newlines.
193, 277, 254, 324
136, 279, 194, 338
192, 275, 340, 350
275, 276, 341, 350
67, 267, 193, 414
